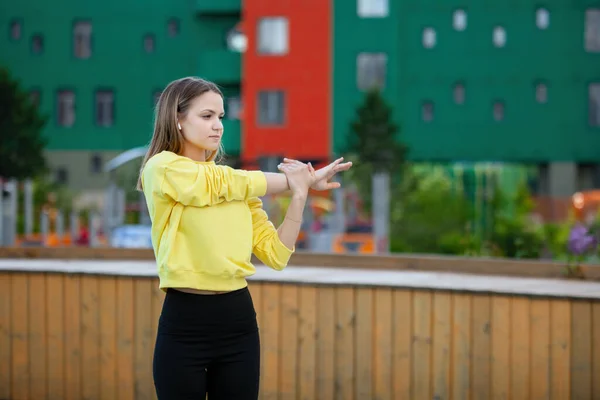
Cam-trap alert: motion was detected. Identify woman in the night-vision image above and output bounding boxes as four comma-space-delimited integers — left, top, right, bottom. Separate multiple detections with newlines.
137, 76, 352, 399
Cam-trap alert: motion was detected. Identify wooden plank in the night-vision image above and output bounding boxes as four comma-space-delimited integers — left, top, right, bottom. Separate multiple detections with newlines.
592, 302, 600, 399
297, 286, 317, 400
11, 273, 29, 400
46, 273, 65, 399
28, 273, 47, 400
529, 299, 550, 399
432, 292, 451, 400
81, 275, 100, 399
63, 274, 81, 400
392, 290, 412, 399
316, 287, 335, 399
261, 283, 281, 400
510, 297, 530, 399
373, 288, 393, 399
150, 279, 163, 400
570, 300, 592, 399
279, 285, 299, 400
134, 279, 154, 399
549, 300, 570, 399
451, 293, 471, 400
471, 294, 491, 399
334, 287, 355, 400
491, 296, 511, 399
99, 276, 117, 400
412, 290, 432, 399
0, 272, 11, 398
354, 287, 373, 399
116, 277, 135, 399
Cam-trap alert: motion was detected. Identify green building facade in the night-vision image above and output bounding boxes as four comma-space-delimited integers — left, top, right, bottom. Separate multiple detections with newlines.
0, 0, 242, 189
2, 0, 600, 199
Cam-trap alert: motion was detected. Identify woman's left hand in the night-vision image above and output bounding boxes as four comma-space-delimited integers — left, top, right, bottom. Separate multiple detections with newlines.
282, 157, 353, 191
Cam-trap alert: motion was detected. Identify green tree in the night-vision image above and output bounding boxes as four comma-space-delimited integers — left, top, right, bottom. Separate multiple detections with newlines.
0, 66, 48, 179
344, 88, 407, 210
390, 168, 477, 255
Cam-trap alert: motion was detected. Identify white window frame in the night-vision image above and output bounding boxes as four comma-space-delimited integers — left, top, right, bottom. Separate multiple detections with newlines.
493, 26, 506, 47
453, 9, 467, 31
95, 90, 114, 127
422, 101, 434, 122
257, 17, 288, 55
453, 82, 465, 104
536, 8, 550, 30
357, 0, 389, 18
73, 20, 92, 59
357, 52, 387, 91
57, 90, 76, 127
227, 96, 242, 120
585, 8, 600, 53
589, 83, 600, 127
422, 27, 437, 48
257, 90, 285, 126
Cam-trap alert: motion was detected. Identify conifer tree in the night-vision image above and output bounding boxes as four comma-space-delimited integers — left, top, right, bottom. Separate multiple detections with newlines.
0, 67, 48, 179
345, 87, 407, 210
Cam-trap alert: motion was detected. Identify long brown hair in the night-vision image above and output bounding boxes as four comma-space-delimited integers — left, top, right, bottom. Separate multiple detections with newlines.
136, 76, 225, 191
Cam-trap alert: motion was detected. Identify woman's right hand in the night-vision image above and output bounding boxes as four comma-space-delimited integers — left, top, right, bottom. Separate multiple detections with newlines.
277, 161, 315, 197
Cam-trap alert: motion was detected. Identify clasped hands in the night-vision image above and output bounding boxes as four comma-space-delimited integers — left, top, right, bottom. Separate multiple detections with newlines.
277, 157, 353, 197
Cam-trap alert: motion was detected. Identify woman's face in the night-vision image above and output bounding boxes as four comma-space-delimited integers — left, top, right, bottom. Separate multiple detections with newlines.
179, 90, 225, 155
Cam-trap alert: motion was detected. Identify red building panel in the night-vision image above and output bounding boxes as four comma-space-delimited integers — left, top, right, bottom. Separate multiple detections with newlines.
241, 0, 331, 165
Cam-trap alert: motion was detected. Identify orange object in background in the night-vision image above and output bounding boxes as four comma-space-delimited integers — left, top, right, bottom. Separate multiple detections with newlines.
571, 190, 600, 221
332, 233, 375, 254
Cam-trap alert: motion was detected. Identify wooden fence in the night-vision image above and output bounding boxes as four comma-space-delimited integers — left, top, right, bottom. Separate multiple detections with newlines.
1, 261, 600, 399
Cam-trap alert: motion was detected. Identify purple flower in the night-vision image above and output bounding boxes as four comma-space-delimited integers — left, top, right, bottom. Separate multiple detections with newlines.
568, 223, 598, 255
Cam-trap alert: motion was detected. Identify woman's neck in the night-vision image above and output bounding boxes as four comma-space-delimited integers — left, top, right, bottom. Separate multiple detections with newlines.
181, 145, 206, 162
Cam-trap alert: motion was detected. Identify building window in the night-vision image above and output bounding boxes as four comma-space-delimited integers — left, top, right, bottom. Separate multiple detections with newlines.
493, 100, 505, 121
357, 0, 389, 18
167, 18, 179, 37
585, 9, 600, 52
227, 96, 242, 120
144, 34, 155, 53
95, 90, 114, 127
422, 27, 436, 48
57, 90, 75, 127
453, 9, 467, 31
9, 19, 22, 40
56, 168, 68, 185
453, 82, 465, 104
422, 101, 434, 122
90, 154, 102, 173
29, 90, 41, 108
493, 26, 506, 47
257, 90, 285, 126
357, 52, 387, 90
535, 82, 548, 103
536, 8, 550, 30
73, 20, 92, 59
31, 34, 43, 54
257, 17, 288, 55
589, 83, 600, 127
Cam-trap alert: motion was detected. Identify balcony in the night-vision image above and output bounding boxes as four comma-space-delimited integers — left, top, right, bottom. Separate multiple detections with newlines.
222, 119, 241, 154
196, 0, 241, 16
197, 50, 241, 84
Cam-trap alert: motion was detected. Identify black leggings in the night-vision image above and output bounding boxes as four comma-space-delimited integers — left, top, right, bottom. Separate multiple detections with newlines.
153, 287, 260, 399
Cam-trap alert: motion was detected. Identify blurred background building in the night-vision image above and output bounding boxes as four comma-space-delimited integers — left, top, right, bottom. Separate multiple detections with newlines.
2, 0, 599, 195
